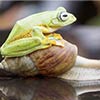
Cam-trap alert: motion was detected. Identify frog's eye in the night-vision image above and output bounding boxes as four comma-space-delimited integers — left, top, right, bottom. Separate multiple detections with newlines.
58, 12, 68, 21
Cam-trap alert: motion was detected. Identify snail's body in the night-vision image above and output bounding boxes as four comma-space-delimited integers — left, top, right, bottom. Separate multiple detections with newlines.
59, 57, 100, 80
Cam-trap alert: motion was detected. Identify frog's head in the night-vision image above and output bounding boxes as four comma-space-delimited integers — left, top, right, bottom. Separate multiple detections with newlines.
49, 7, 76, 29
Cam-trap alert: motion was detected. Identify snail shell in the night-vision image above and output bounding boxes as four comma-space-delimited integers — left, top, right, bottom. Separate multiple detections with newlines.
29, 40, 77, 76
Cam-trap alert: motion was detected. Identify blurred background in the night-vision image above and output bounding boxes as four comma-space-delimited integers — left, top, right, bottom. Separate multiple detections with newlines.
0, 0, 100, 61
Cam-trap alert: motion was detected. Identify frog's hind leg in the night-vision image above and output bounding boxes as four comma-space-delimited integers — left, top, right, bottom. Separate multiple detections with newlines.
0, 37, 41, 57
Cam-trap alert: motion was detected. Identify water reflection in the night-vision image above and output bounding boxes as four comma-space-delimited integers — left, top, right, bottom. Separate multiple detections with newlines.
79, 92, 100, 100
68, 79, 100, 100
0, 77, 100, 100
0, 77, 78, 100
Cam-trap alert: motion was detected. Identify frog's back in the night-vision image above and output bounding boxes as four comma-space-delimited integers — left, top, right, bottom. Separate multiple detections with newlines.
17, 11, 54, 29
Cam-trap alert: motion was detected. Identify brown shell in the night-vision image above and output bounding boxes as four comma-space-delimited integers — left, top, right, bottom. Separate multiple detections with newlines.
29, 40, 78, 76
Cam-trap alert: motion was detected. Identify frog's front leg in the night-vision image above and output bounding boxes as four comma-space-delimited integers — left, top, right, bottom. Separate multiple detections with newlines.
31, 26, 50, 45
32, 26, 46, 39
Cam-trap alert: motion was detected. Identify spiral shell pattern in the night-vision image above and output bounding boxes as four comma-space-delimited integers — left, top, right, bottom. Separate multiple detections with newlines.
30, 40, 77, 76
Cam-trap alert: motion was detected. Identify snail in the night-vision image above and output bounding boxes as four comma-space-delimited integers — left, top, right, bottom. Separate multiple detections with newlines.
0, 7, 100, 80
0, 39, 100, 80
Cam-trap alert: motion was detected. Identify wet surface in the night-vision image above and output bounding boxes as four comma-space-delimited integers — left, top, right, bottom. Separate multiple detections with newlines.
0, 77, 100, 100
79, 92, 100, 100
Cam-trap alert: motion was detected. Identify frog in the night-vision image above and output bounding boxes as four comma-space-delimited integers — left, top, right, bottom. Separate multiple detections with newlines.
0, 7, 76, 57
